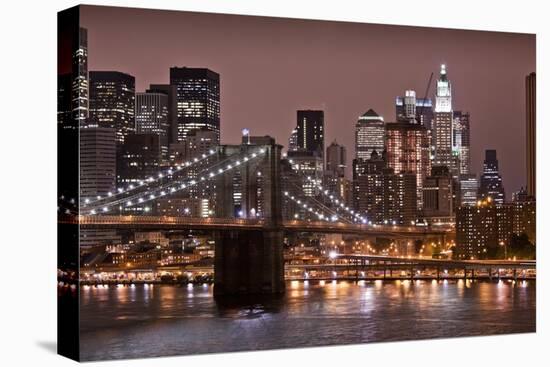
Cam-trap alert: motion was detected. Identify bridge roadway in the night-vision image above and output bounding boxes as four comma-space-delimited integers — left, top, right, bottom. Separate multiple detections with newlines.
62, 215, 452, 237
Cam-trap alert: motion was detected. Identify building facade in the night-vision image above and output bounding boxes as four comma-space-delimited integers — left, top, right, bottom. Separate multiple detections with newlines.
135, 92, 170, 161
478, 149, 505, 205
385, 121, 431, 209
355, 109, 385, 161
89, 71, 136, 145
433, 64, 454, 169
169, 67, 220, 143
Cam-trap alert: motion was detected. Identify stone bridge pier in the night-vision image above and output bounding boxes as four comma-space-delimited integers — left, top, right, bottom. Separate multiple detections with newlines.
213, 136, 285, 296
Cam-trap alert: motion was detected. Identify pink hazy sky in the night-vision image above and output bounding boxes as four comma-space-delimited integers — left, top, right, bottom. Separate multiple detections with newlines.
81, 5, 535, 196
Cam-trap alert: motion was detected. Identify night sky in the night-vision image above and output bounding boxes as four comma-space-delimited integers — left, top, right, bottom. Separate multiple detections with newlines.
81, 5, 535, 197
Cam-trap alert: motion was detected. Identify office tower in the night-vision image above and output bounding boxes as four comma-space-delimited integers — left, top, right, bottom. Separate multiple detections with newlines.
526, 72, 536, 198
433, 64, 453, 168
395, 90, 434, 128
296, 110, 324, 158
353, 151, 416, 225
148, 84, 178, 145
89, 71, 136, 145
72, 27, 89, 126
288, 128, 298, 152
459, 174, 478, 206
169, 67, 220, 143
79, 127, 116, 201
117, 134, 162, 187
355, 109, 385, 160
385, 121, 431, 209
478, 149, 505, 204
326, 140, 346, 177
422, 166, 453, 219
135, 92, 170, 161
58, 27, 88, 129
453, 111, 471, 175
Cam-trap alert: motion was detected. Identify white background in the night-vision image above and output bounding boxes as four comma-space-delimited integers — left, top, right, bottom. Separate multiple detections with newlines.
0, 0, 548, 366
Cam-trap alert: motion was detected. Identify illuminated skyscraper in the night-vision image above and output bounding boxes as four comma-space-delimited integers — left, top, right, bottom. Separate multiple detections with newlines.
396, 90, 433, 128
89, 71, 136, 145
288, 128, 298, 152
355, 109, 385, 160
135, 92, 170, 160
459, 174, 478, 206
453, 111, 471, 175
169, 67, 220, 143
526, 72, 536, 198
296, 110, 324, 158
385, 121, 431, 209
433, 64, 453, 169
478, 149, 505, 205
72, 27, 89, 126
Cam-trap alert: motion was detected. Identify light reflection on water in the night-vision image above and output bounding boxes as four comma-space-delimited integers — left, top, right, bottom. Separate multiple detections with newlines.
80, 280, 535, 361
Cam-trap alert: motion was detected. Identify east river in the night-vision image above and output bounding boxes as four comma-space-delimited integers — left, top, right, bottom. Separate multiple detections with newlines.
79, 279, 535, 361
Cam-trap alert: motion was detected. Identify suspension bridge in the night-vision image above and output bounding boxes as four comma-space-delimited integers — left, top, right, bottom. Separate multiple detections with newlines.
59, 135, 452, 295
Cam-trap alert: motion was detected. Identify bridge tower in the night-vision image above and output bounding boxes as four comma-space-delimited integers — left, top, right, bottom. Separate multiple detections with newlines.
213, 136, 285, 296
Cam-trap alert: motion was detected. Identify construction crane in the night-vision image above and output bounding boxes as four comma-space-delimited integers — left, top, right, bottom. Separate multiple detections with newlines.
416, 71, 434, 125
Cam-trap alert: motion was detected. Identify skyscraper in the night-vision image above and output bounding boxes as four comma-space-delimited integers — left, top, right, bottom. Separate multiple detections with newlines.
72, 27, 89, 126
353, 151, 416, 225
422, 165, 453, 219
355, 109, 385, 160
385, 121, 431, 209
478, 149, 505, 205
459, 174, 478, 206
526, 72, 536, 198
169, 67, 220, 143
326, 140, 346, 177
79, 127, 116, 201
89, 71, 136, 145
453, 111, 471, 175
148, 84, 178, 145
288, 128, 298, 152
395, 90, 433, 128
433, 64, 453, 169
135, 92, 170, 160
296, 110, 324, 158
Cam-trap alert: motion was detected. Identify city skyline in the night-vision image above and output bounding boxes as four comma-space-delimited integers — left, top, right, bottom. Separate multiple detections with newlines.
80, 6, 535, 197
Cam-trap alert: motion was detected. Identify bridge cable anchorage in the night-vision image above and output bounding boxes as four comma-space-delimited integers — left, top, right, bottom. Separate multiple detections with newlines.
284, 180, 354, 224
82, 148, 220, 208
285, 170, 358, 224
85, 148, 267, 215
